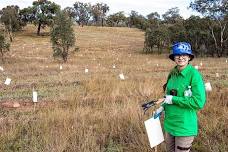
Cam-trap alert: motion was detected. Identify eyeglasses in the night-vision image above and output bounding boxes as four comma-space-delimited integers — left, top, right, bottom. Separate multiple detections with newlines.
174, 54, 189, 59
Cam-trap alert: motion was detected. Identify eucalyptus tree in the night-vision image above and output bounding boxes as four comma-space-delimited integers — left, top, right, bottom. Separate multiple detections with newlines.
184, 16, 212, 56
168, 22, 187, 44
144, 25, 169, 54
106, 11, 126, 27
162, 7, 183, 24
91, 3, 109, 26
128, 11, 149, 30
50, 11, 75, 62
19, 7, 33, 25
22, 0, 60, 35
190, 0, 228, 57
63, 7, 76, 21
147, 12, 161, 27
128, 11, 139, 28
147, 12, 160, 21
73, 2, 91, 26
0, 5, 23, 41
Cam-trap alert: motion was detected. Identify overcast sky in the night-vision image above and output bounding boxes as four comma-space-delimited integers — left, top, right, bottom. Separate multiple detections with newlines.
0, 0, 201, 19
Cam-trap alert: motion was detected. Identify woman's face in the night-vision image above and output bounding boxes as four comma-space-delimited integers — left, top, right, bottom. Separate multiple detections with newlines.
174, 54, 190, 69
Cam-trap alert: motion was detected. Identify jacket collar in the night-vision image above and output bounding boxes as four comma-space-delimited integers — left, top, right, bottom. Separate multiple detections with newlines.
175, 64, 191, 77
180, 64, 191, 77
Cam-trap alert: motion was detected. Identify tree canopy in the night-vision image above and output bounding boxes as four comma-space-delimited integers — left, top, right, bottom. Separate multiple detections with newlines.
50, 10, 75, 62
91, 3, 109, 26
73, 2, 91, 26
106, 11, 126, 27
0, 5, 24, 41
190, 0, 228, 57
20, 0, 60, 35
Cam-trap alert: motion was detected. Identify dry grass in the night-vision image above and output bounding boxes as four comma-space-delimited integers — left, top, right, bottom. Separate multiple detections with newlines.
0, 25, 227, 152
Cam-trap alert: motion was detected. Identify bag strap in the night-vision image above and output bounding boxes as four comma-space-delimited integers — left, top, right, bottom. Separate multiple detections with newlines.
163, 74, 171, 92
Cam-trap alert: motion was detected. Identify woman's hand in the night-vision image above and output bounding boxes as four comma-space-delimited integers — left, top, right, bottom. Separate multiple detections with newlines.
156, 95, 173, 105
156, 98, 165, 104
154, 106, 164, 119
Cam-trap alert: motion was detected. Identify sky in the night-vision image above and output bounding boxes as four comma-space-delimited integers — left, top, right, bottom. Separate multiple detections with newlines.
0, 0, 201, 19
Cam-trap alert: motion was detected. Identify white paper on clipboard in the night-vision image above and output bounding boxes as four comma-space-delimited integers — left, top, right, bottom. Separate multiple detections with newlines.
144, 117, 164, 148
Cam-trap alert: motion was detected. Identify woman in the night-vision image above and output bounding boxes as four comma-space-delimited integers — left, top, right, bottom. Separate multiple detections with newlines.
155, 42, 206, 152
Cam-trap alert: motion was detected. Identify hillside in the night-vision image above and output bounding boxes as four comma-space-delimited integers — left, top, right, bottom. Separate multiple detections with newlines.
0, 25, 227, 152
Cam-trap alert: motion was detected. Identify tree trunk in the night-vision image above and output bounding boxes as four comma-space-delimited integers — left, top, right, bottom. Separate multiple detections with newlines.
0, 50, 4, 63
219, 22, 227, 57
210, 21, 227, 57
62, 47, 68, 62
81, 21, 84, 27
210, 26, 220, 57
37, 23, 41, 35
5, 19, 13, 42
8, 30, 13, 42
101, 18, 104, 27
116, 21, 119, 26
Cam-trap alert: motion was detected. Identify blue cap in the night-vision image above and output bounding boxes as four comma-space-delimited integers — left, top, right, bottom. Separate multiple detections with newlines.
169, 42, 194, 61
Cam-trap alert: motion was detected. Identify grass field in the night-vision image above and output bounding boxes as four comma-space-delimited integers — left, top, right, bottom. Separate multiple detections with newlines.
0, 25, 227, 152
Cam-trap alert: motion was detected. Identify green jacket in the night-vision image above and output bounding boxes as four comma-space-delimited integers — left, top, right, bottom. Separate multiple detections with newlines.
164, 64, 206, 136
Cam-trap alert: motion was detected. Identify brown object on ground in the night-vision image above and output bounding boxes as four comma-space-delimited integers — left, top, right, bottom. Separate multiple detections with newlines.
1, 101, 20, 108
